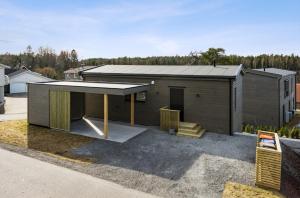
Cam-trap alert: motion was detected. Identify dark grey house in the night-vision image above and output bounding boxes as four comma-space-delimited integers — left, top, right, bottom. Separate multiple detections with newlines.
82, 65, 244, 134
243, 68, 296, 128
28, 65, 244, 135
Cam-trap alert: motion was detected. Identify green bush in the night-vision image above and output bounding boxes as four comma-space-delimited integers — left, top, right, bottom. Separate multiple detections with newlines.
242, 124, 300, 139
289, 127, 300, 139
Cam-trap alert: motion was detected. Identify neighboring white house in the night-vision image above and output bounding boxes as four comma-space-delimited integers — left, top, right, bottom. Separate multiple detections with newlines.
7, 69, 53, 94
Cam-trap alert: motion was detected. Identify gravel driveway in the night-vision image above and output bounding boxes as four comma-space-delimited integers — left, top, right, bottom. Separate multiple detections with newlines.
74, 129, 256, 198
1, 127, 256, 198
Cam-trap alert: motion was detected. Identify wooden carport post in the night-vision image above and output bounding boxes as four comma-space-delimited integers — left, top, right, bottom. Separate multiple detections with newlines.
131, 93, 134, 126
104, 94, 108, 139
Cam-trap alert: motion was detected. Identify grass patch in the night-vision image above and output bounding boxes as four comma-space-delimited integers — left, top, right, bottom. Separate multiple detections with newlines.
0, 120, 94, 164
223, 182, 284, 198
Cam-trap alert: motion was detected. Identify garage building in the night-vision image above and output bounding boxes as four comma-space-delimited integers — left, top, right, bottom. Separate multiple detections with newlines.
7, 69, 52, 94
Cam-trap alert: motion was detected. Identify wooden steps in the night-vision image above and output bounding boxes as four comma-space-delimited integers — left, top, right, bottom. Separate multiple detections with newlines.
177, 122, 205, 138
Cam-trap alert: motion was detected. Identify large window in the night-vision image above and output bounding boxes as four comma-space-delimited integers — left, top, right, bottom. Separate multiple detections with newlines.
284, 80, 289, 98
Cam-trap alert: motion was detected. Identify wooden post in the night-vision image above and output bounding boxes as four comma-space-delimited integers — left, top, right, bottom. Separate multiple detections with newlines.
104, 94, 108, 139
131, 93, 134, 126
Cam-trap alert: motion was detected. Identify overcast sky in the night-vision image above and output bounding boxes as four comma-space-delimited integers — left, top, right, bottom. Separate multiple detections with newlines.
0, 0, 299, 59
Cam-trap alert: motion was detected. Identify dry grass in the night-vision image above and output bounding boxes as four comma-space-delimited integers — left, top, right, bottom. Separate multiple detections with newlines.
0, 120, 94, 164
223, 182, 284, 198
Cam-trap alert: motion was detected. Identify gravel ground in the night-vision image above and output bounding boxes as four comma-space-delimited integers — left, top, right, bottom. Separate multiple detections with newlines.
0, 128, 256, 198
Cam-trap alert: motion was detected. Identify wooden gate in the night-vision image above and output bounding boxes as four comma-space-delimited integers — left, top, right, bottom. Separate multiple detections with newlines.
160, 106, 180, 131
50, 90, 70, 131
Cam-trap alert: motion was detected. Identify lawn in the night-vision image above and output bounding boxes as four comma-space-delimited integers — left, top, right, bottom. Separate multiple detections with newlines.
0, 120, 94, 164
223, 182, 284, 198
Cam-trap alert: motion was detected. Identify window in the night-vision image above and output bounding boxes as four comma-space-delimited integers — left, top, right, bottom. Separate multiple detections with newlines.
284, 80, 289, 97
136, 92, 146, 102
234, 87, 237, 111
125, 91, 147, 102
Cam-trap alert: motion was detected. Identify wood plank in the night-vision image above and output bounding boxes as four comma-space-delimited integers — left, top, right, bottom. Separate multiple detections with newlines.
179, 122, 198, 129
104, 94, 108, 139
49, 90, 70, 131
131, 93, 134, 126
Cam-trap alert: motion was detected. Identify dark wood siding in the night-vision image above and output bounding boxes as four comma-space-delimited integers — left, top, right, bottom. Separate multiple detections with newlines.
28, 84, 50, 127
84, 76, 233, 134
243, 73, 279, 127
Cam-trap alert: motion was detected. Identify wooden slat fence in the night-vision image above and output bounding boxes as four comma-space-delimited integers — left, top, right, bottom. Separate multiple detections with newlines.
160, 106, 180, 131
50, 90, 70, 131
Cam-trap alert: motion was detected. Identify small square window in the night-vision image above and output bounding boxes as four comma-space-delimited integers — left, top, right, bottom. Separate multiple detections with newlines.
136, 92, 146, 102
124, 92, 147, 102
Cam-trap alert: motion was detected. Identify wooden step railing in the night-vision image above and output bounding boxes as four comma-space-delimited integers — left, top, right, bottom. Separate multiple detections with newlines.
160, 106, 180, 131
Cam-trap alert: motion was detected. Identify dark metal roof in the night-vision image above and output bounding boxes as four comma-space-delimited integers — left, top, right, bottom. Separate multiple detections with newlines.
64, 66, 98, 74
82, 65, 243, 78
30, 81, 150, 95
254, 68, 296, 76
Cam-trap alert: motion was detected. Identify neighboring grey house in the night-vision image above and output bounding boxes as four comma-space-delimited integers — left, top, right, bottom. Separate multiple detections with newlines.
6, 69, 53, 94
243, 68, 296, 128
27, 65, 244, 135
64, 66, 98, 81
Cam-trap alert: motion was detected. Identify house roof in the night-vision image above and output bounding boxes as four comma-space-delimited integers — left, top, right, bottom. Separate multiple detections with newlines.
82, 65, 243, 79
0, 63, 11, 69
31, 81, 150, 95
8, 69, 52, 80
64, 66, 98, 74
254, 68, 296, 76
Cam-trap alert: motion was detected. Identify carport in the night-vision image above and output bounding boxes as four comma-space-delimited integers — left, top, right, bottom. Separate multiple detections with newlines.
34, 81, 149, 141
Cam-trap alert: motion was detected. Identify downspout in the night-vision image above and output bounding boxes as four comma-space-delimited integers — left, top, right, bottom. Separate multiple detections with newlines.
229, 79, 232, 135
295, 75, 297, 111
278, 77, 281, 128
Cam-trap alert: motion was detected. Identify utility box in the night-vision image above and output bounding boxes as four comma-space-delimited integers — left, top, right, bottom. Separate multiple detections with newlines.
256, 130, 282, 190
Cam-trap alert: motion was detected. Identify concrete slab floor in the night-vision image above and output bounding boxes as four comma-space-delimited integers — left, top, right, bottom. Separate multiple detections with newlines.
70, 117, 147, 143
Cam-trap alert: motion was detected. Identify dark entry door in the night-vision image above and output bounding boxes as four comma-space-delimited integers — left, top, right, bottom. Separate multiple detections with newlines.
170, 88, 184, 121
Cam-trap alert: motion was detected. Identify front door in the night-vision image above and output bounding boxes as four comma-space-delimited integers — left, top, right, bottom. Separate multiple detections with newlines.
170, 88, 184, 121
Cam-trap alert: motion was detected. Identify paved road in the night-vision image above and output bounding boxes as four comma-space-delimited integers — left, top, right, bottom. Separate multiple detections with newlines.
0, 95, 27, 121
0, 148, 157, 198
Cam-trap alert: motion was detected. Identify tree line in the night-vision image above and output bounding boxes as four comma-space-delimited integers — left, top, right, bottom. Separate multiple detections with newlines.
83, 50, 300, 71
0, 45, 79, 79
1, 46, 300, 79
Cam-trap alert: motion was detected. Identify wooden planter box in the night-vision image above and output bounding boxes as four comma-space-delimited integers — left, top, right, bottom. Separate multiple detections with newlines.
255, 130, 282, 190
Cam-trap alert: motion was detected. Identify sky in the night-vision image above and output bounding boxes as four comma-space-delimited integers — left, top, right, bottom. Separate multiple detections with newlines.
0, 0, 299, 59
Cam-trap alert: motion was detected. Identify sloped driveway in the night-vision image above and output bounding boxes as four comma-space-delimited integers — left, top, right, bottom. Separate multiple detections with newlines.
0, 94, 27, 121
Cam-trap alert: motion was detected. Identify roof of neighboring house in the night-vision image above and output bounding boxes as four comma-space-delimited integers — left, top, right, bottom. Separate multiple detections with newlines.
7, 69, 52, 80
254, 68, 296, 76
0, 63, 11, 69
82, 65, 243, 78
64, 66, 98, 74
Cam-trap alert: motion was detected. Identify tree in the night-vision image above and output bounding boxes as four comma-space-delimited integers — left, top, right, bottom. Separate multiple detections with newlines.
200, 48, 225, 66
70, 49, 79, 68
34, 67, 57, 79
57, 51, 71, 71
